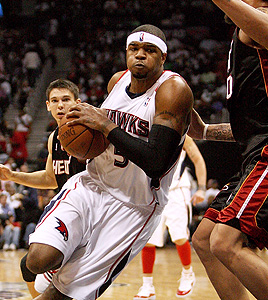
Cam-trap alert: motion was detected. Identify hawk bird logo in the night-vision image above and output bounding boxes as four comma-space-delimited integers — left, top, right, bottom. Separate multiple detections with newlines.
55, 217, 68, 241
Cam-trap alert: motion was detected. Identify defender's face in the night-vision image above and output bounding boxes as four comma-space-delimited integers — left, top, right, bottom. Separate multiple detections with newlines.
46, 88, 81, 125
126, 42, 166, 79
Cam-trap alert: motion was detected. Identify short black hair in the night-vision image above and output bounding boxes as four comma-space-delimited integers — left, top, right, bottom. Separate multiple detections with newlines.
46, 79, 79, 100
131, 24, 166, 44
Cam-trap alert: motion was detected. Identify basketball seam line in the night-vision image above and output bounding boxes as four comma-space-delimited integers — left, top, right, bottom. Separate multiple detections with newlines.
63, 127, 89, 148
83, 129, 95, 158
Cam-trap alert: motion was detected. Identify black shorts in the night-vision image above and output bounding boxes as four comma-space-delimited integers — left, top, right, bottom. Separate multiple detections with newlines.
204, 144, 268, 249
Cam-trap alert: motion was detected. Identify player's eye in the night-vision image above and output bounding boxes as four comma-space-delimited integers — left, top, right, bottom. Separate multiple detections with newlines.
146, 48, 156, 53
129, 45, 138, 51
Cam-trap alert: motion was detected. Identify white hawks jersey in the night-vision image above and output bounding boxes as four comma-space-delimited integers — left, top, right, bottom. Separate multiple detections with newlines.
85, 70, 186, 208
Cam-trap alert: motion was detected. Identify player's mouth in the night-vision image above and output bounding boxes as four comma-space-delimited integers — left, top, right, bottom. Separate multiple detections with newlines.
134, 62, 146, 68
57, 112, 65, 118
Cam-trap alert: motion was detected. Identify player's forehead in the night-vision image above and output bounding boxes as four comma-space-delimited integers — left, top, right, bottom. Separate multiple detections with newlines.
128, 41, 159, 49
49, 88, 75, 100
126, 31, 167, 54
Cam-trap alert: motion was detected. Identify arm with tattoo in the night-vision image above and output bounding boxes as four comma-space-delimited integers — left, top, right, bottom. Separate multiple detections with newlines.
205, 123, 235, 141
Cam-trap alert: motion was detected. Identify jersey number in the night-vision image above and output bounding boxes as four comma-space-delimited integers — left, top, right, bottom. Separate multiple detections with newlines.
226, 74, 233, 100
114, 148, 129, 168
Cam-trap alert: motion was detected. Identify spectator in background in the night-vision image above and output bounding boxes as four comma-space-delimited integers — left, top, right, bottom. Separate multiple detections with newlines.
0, 127, 8, 164
14, 108, 33, 140
13, 164, 41, 249
2, 181, 17, 204
0, 84, 9, 118
9, 128, 28, 168
0, 76, 12, 105
0, 191, 16, 249
23, 44, 42, 88
0, 191, 15, 221
4, 157, 18, 172
36, 137, 49, 171
17, 189, 42, 249
2, 214, 21, 250
16, 79, 32, 110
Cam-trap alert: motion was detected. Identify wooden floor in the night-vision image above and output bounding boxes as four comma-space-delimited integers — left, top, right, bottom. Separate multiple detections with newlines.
0, 245, 266, 300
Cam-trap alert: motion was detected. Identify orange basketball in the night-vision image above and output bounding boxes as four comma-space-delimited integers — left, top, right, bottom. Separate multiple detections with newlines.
58, 116, 110, 160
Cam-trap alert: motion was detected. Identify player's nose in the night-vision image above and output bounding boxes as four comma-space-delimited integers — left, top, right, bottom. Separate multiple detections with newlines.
135, 48, 146, 58
57, 100, 64, 107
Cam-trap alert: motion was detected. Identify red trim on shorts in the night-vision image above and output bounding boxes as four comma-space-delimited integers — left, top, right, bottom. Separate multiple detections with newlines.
218, 155, 268, 249
43, 272, 52, 283
36, 181, 79, 229
203, 207, 219, 222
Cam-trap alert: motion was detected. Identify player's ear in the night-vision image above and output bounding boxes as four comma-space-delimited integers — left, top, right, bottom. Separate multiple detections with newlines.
161, 52, 167, 66
76, 98, 82, 104
46, 100, 51, 112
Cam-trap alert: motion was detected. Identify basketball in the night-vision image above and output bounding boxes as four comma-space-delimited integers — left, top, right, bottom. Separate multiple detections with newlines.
58, 116, 110, 160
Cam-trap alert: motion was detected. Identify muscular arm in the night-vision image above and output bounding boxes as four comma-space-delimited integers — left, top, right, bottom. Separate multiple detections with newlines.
107, 77, 193, 178
188, 108, 235, 142
212, 0, 268, 49
0, 133, 58, 189
205, 123, 234, 141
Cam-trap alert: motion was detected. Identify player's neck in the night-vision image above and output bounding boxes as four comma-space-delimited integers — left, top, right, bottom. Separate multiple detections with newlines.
130, 70, 163, 94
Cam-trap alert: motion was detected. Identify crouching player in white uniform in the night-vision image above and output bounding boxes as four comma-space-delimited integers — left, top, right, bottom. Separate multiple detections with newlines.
25, 24, 194, 300
134, 135, 207, 299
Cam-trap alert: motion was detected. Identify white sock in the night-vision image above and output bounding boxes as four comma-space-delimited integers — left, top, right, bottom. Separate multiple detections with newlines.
143, 276, 153, 285
182, 266, 193, 273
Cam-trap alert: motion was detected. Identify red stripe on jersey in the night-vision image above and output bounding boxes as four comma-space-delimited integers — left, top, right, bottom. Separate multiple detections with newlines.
115, 70, 129, 84
258, 49, 268, 97
36, 180, 79, 229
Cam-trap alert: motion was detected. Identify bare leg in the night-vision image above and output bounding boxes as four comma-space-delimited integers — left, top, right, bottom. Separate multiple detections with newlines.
210, 223, 268, 300
33, 283, 71, 300
192, 219, 250, 300
27, 243, 63, 274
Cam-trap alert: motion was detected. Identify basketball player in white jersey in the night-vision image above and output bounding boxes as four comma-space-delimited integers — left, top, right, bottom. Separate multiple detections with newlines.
26, 24, 194, 300
134, 135, 207, 299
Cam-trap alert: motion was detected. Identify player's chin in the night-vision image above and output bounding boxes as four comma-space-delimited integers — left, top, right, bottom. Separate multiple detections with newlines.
132, 71, 148, 79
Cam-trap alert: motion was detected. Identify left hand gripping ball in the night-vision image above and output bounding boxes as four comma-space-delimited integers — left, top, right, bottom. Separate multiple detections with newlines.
58, 116, 110, 160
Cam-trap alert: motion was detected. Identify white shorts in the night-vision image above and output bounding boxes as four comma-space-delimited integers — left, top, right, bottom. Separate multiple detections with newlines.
148, 186, 191, 247
29, 172, 161, 300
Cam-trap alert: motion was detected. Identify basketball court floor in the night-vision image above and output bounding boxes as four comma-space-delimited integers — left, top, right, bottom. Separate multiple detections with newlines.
0, 244, 265, 299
